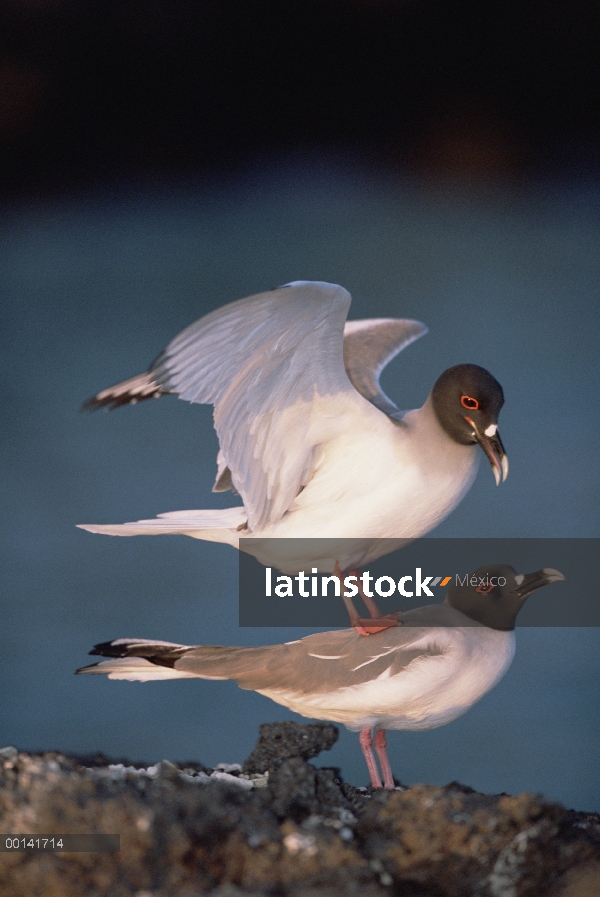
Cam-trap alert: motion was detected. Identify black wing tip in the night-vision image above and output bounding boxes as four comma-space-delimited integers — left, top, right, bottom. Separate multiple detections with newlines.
89, 640, 125, 657
88, 640, 187, 668
80, 396, 112, 413
80, 391, 163, 413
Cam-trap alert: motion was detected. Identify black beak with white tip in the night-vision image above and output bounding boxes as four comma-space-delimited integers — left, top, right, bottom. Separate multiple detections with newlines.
467, 419, 509, 486
509, 568, 566, 599
446, 564, 565, 630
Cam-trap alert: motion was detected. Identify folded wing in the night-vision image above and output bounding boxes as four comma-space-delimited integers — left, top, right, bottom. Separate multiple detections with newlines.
78, 629, 447, 693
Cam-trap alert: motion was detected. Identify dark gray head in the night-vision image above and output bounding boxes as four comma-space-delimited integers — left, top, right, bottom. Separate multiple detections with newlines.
446, 564, 565, 630
431, 364, 508, 484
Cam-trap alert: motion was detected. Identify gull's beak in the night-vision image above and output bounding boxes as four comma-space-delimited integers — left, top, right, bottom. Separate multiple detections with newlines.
465, 417, 509, 485
510, 568, 565, 599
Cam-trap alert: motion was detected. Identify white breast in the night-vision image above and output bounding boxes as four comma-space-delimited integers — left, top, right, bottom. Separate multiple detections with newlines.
243, 395, 479, 572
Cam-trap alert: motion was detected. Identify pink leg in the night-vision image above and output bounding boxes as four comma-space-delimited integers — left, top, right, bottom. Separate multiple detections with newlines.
348, 567, 384, 618
374, 729, 395, 790
342, 565, 402, 636
334, 561, 366, 632
359, 727, 383, 789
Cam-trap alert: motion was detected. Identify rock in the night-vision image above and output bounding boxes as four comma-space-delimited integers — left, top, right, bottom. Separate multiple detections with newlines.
354, 784, 600, 896
242, 722, 339, 774
548, 861, 600, 896
0, 748, 18, 762
0, 732, 599, 897
264, 758, 356, 823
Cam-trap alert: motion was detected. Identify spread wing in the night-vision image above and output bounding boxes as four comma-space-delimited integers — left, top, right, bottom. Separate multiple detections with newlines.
84, 315, 427, 418
343, 318, 427, 418
153, 281, 357, 530
81, 282, 428, 524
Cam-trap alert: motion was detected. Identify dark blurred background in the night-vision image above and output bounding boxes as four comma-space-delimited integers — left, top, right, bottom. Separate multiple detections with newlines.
2, 1, 599, 811
1, 0, 599, 196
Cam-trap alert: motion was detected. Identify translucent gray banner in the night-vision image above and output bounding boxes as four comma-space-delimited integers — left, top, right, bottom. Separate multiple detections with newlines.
239, 538, 598, 627
0, 834, 120, 852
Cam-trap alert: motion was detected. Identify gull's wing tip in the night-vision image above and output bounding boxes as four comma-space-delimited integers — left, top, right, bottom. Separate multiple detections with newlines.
80, 396, 102, 413
79, 391, 160, 414
80, 372, 168, 413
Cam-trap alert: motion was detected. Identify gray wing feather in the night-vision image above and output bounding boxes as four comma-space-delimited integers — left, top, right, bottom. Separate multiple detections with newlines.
151, 281, 353, 529
175, 627, 446, 693
83, 314, 427, 419
81, 287, 428, 516
343, 318, 427, 418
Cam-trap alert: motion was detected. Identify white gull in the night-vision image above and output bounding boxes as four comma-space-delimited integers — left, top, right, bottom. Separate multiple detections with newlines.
78, 281, 508, 574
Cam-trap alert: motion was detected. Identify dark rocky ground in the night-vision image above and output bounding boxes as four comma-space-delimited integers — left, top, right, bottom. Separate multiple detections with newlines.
1, 722, 599, 897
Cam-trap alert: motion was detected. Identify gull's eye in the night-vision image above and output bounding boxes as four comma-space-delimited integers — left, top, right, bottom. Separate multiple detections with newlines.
476, 582, 494, 594
461, 395, 479, 410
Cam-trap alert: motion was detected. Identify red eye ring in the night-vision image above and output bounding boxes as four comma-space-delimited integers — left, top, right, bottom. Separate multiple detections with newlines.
476, 583, 494, 593
461, 395, 479, 410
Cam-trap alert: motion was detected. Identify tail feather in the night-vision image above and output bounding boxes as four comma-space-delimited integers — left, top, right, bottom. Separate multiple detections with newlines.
76, 657, 200, 681
77, 507, 247, 542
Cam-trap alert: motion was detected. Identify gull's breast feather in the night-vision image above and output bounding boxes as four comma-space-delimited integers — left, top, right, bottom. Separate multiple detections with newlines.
256, 627, 516, 731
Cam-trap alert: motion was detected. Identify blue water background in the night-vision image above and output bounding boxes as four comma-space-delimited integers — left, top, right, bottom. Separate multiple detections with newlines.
2, 162, 599, 809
